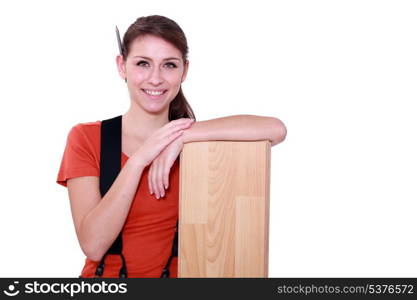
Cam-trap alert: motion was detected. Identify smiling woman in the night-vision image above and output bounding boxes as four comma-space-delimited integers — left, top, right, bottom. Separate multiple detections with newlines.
117, 33, 190, 118
56, 15, 286, 279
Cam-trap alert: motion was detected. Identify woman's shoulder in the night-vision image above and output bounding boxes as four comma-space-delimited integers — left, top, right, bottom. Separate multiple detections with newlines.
71, 120, 101, 133
73, 120, 101, 130
71, 115, 122, 138
68, 120, 102, 143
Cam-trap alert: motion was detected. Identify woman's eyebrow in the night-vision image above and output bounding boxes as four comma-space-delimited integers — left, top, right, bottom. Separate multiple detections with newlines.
133, 55, 181, 61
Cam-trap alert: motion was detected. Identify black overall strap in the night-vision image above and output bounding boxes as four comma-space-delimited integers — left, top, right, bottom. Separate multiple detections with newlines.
161, 220, 178, 278
95, 115, 127, 278
160, 154, 180, 277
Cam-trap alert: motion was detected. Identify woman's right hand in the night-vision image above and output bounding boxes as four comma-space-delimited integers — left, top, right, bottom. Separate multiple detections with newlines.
132, 118, 195, 167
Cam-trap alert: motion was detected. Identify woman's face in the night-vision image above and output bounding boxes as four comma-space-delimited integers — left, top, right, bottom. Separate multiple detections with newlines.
117, 34, 188, 115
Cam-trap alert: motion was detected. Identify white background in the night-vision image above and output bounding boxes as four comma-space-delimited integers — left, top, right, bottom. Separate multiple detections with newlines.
0, 0, 416, 277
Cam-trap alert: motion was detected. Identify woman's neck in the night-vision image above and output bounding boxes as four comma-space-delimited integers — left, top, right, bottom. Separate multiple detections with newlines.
122, 104, 169, 141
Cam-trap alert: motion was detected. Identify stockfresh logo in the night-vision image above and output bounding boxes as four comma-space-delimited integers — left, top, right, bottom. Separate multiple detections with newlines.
2, 280, 127, 297
3, 281, 20, 297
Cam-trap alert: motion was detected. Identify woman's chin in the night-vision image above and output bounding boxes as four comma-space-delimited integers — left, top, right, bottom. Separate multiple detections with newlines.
142, 102, 170, 114
133, 96, 172, 115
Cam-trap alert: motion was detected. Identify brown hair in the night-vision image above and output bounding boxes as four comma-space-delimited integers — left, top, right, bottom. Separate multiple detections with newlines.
120, 15, 196, 121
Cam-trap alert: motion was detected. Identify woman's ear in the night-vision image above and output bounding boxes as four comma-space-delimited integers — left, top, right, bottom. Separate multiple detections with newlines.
116, 55, 127, 81
181, 60, 189, 83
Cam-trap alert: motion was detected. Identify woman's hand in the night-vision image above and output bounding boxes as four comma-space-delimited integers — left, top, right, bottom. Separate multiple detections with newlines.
148, 132, 186, 199
131, 118, 194, 168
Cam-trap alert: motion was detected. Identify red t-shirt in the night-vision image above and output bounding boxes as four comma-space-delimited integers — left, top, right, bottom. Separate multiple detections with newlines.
56, 120, 178, 278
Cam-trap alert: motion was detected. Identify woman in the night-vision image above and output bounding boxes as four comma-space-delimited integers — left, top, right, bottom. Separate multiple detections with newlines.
57, 15, 287, 278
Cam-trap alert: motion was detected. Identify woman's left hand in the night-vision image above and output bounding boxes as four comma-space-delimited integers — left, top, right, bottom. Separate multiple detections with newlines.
148, 135, 184, 199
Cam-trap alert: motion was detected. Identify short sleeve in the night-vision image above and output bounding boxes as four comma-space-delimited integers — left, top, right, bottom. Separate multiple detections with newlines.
56, 124, 100, 187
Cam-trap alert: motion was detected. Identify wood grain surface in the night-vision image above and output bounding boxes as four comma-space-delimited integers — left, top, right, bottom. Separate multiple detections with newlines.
178, 141, 271, 277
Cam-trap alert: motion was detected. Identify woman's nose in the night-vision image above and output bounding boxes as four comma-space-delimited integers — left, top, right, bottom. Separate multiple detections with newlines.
148, 67, 164, 85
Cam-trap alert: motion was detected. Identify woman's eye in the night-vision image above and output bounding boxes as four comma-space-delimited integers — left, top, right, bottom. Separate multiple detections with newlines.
137, 60, 149, 67
165, 62, 177, 68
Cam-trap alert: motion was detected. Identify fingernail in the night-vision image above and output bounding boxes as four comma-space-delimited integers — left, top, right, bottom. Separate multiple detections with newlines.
157, 195, 160, 199
164, 184, 168, 189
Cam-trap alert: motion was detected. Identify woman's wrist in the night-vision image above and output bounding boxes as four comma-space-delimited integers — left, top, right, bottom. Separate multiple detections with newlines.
181, 127, 193, 144
177, 133, 187, 145
127, 151, 148, 170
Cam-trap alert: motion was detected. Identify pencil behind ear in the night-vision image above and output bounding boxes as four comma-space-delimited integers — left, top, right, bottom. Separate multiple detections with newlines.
115, 25, 123, 56
115, 26, 127, 83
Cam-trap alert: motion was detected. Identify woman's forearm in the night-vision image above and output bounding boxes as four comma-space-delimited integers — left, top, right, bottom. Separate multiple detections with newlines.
182, 114, 287, 146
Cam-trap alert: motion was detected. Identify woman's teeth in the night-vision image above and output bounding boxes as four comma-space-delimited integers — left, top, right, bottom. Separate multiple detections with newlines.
143, 89, 166, 96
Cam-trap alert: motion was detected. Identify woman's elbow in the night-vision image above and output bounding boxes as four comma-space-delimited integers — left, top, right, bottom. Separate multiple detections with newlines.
270, 118, 287, 146
79, 235, 106, 262
82, 244, 105, 262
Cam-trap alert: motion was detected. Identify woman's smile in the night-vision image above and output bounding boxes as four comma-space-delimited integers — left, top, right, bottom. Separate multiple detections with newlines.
141, 88, 168, 100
